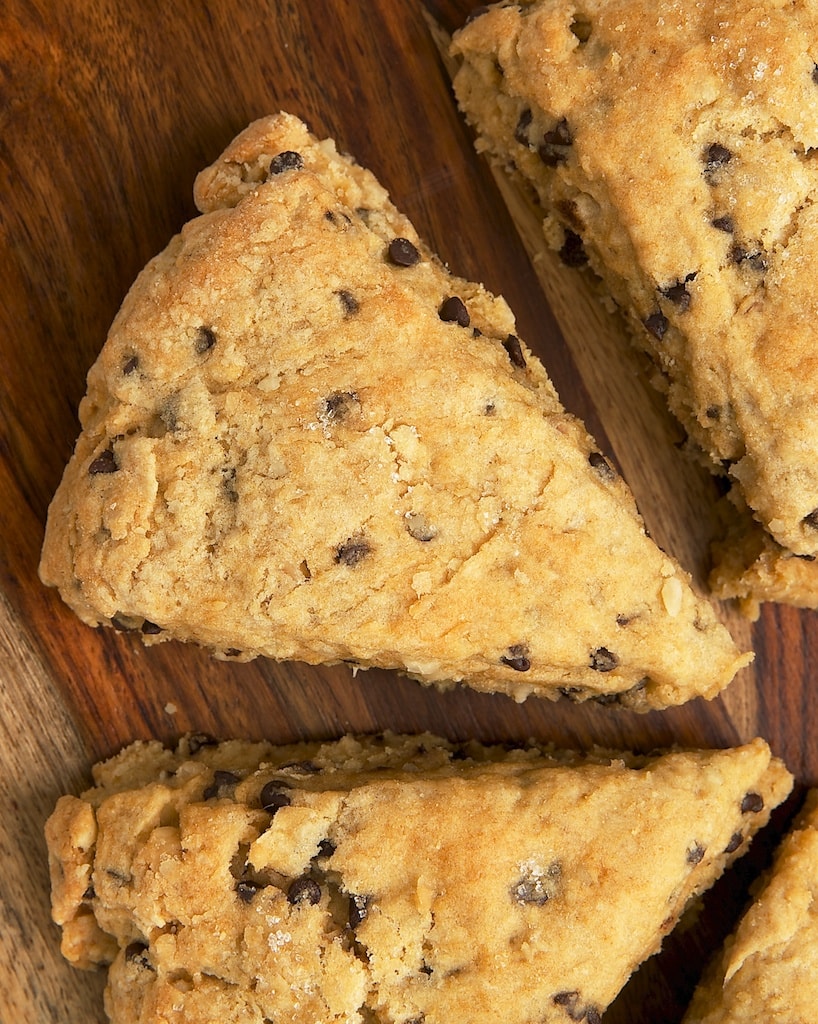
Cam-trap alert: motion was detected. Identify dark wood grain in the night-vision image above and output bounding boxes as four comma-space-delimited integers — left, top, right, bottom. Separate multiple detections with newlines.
1, 1, 816, 1020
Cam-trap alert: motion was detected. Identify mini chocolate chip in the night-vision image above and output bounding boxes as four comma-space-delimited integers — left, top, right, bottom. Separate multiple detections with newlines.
741, 791, 764, 814
140, 620, 162, 635
334, 536, 371, 566
317, 838, 336, 859
186, 733, 218, 755
288, 876, 322, 906
195, 326, 216, 354
712, 214, 735, 233
661, 279, 693, 312
502, 334, 526, 368
812, 63, 818, 85
514, 107, 533, 145
388, 237, 421, 267
590, 647, 618, 672
553, 991, 581, 1012
644, 311, 669, 340
501, 644, 531, 672
705, 405, 721, 420
89, 448, 118, 475
686, 843, 705, 865
125, 942, 153, 970
420, 963, 433, 976
123, 355, 139, 375
236, 880, 261, 903
586, 1009, 602, 1024
319, 390, 360, 425
730, 244, 767, 272
559, 229, 588, 267
336, 289, 359, 315
588, 451, 616, 481
724, 832, 744, 854
224, 648, 242, 658
539, 118, 573, 166
324, 209, 336, 222
439, 295, 470, 327
203, 770, 240, 801
349, 893, 370, 928
260, 781, 292, 814
513, 861, 561, 905
405, 512, 437, 542
703, 143, 732, 176
269, 150, 303, 174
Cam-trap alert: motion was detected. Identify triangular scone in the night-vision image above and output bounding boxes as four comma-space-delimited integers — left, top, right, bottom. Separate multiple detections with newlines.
38, 112, 748, 709
45, 732, 792, 1024
451, 1, 818, 603
684, 790, 818, 1023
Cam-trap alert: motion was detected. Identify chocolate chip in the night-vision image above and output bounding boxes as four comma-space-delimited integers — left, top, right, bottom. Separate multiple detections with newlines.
703, 143, 732, 177
439, 295, 470, 327
502, 334, 526, 368
513, 860, 561, 905
124, 942, 153, 970
388, 237, 421, 267
186, 733, 218, 755
644, 311, 669, 340
89, 447, 118, 475
539, 118, 572, 166
730, 244, 767, 272
336, 289, 359, 315
192, 326, 216, 356
590, 647, 618, 672
661, 278, 694, 312
288, 876, 322, 906
553, 992, 599, 1022
724, 832, 744, 854
741, 791, 764, 814
712, 214, 735, 233
269, 150, 304, 175
686, 843, 705, 865
236, 880, 261, 903
224, 648, 242, 658
260, 781, 292, 814
586, 1010, 602, 1024
123, 355, 139, 375
559, 229, 588, 267
405, 512, 437, 542
140, 620, 162, 635
316, 839, 336, 859
812, 63, 818, 85
803, 509, 818, 530
334, 536, 371, 566
501, 644, 531, 672
319, 390, 360, 425
514, 107, 533, 145
588, 451, 616, 481
705, 405, 721, 420
203, 770, 240, 801
349, 893, 370, 928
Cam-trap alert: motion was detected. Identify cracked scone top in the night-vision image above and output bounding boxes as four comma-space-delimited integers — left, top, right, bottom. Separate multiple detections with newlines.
684, 790, 818, 1023
451, 0, 818, 600
45, 732, 793, 1024
38, 112, 749, 709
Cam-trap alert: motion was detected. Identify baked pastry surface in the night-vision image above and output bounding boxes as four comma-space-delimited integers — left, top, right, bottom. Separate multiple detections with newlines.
45, 732, 792, 1024
39, 112, 747, 708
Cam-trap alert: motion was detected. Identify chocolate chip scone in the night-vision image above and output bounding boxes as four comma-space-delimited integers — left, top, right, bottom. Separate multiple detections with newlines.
38, 111, 748, 709
45, 732, 792, 1024
684, 790, 818, 1023
451, 0, 818, 606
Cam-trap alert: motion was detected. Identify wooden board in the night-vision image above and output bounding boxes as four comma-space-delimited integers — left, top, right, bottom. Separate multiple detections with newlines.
1, 1, 816, 1020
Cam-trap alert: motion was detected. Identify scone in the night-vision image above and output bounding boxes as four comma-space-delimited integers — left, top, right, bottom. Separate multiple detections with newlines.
38, 112, 748, 710
45, 732, 792, 1024
684, 790, 818, 1023
451, 0, 818, 606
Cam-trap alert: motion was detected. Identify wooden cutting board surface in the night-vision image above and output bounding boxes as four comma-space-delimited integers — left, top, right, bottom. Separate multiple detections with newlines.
2, 1, 817, 1020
